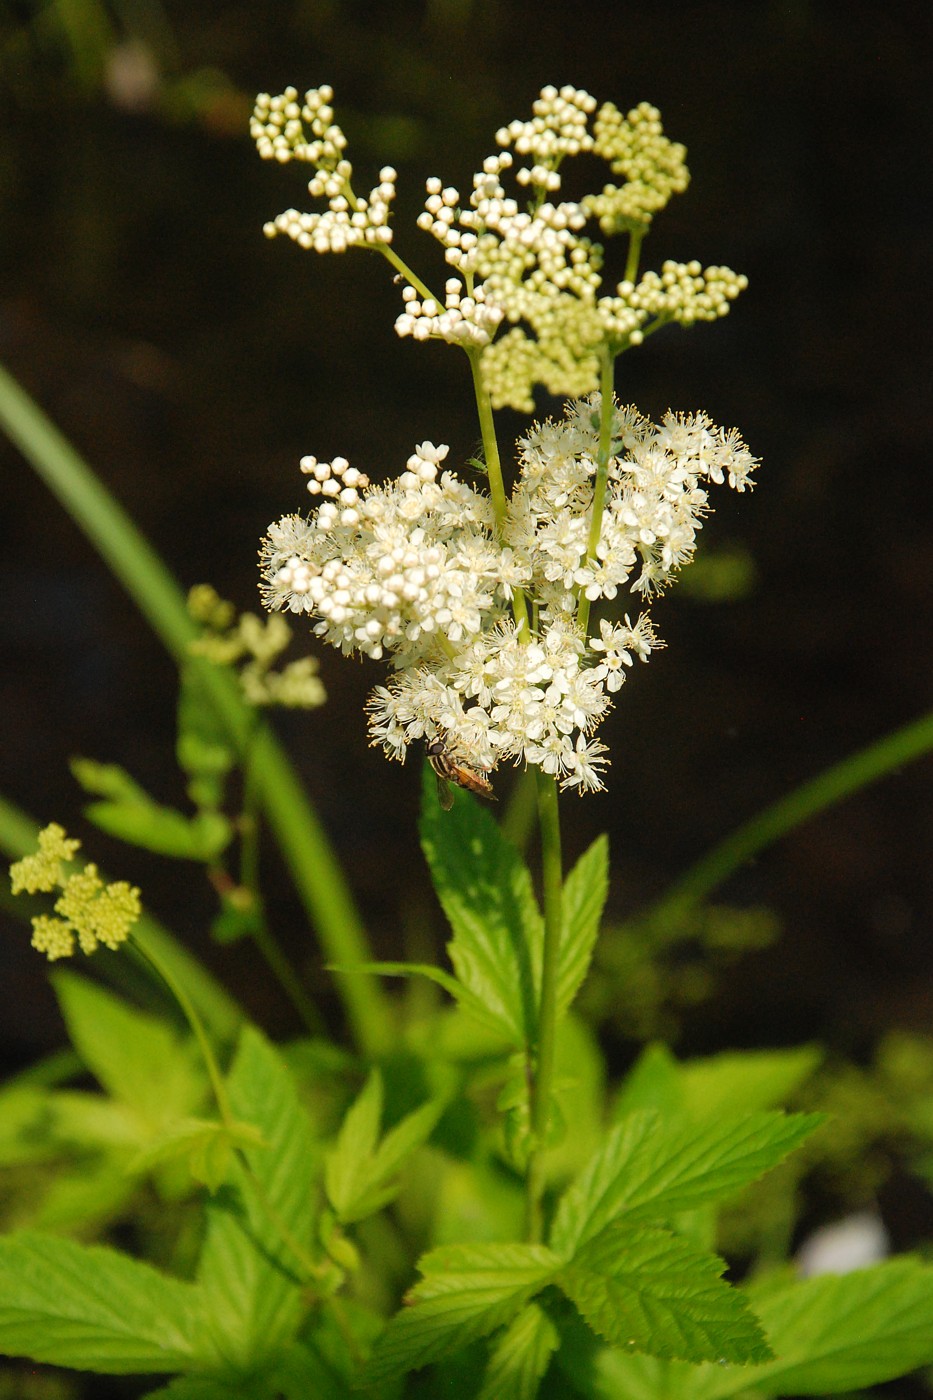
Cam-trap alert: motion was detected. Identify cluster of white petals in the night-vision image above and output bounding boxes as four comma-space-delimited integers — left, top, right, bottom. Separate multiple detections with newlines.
252, 86, 396, 252
260, 396, 757, 792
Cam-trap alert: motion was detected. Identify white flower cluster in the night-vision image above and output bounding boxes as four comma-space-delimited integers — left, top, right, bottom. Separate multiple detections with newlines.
259, 396, 757, 792
252, 86, 396, 252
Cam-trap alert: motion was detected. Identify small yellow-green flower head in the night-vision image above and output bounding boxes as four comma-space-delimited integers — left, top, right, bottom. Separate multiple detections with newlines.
9, 824, 141, 961
9, 822, 80, 895
187, 583, 326, 710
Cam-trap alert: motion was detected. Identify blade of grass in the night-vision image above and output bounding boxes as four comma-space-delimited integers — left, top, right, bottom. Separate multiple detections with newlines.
640, 708, 933, 934
0, 361, 392, 1057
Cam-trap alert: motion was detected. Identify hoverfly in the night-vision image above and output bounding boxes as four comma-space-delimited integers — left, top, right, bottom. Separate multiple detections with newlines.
426, 738, 496, 811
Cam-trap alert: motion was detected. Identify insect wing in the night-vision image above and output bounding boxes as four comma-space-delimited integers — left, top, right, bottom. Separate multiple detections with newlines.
436, 773, 454, 810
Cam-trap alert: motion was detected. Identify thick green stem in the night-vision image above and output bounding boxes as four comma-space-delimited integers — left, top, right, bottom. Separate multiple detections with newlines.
238, 756, 325, 1035
0, 361, 392, 1058
576, 349, 617, 638
525, 767, 563, 1243
466, 348, 530, 636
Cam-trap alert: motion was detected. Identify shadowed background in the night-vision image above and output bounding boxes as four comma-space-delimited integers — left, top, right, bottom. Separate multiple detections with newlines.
2, 0, 932, 1296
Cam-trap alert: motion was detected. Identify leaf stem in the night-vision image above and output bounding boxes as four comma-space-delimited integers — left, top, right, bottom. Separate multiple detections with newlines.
525, 767, 563, 1243
129, 932, 326, 1284
128, 935, 234, 1127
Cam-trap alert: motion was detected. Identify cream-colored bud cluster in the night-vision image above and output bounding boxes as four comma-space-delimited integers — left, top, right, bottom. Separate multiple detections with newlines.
619, 260, 748, 326
495, 84, 596, 192
480, 316, 603, 413
395, 279, 504, 347
252, 86, 396, 252
585, 100, 690, 231
301, 454, 369, 526
251, 85, 344, 166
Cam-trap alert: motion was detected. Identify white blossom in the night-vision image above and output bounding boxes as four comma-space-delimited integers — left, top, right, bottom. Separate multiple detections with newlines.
259, 395, 757, 792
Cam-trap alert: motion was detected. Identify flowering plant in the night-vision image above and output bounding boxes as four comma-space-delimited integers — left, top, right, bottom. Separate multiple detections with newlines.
2, 82, 933, 1400
253, 84, 754, 795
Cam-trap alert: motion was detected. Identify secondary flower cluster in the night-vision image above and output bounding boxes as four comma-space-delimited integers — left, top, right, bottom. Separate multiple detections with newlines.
187, 583, 326, 709
251, 84, 747, 412
259, 395, 757, 791
10, 823, 141, 961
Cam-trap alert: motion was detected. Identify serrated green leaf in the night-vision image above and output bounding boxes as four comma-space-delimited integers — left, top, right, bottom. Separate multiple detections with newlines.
477, 1301, 560, 1400
558, 1223, 770, 1365
557, 835, 608, 1019
361, 1243, 561, 1385
0, 1232, 215, 1373
420, 773, 542, 1048
550, 1111, 824, 1255
676, 1258, 933, 1400
51, 972, 204, 1128
196, 1026, 318, 1367
325, 1069, 445, 1225
325, 1069, 384, 1220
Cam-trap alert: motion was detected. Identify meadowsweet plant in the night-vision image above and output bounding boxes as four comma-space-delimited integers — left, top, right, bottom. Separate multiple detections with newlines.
252, 82, 761, 1246
254, 84, 754, 795
4, 82, 933, 1400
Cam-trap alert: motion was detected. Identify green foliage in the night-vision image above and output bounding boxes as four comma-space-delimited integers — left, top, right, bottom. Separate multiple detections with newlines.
557, 1224, 769, 1364
0, 1232, 215, 1374
324, 1068, 446, 1225
71, 757, 232, 862
560, 1258, 933, 1400
361, 1243, 561, 1384
420, 776, 544, 1047
371, 774, 609, 1054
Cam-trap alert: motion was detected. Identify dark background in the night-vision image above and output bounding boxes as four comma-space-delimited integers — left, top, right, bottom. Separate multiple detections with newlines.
2, 0, 931, 1108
